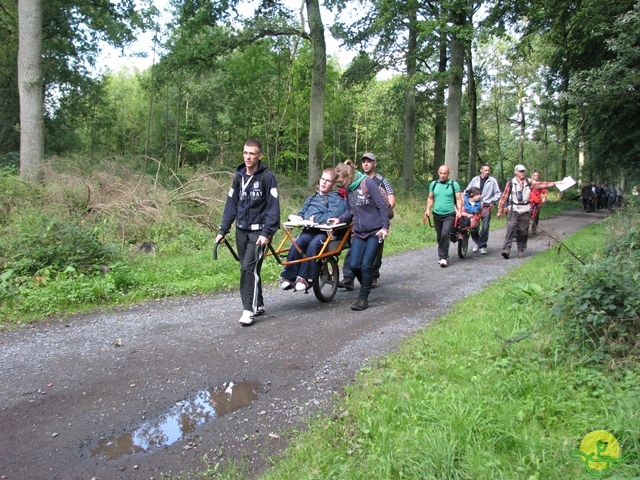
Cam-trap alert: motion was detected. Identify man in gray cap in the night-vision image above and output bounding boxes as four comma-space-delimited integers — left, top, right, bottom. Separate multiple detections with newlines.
339, 152, 395, 290
497, 164, 559, 259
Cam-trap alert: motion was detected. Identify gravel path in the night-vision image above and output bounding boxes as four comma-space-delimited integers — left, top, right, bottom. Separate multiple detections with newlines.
0, 208, 606, 479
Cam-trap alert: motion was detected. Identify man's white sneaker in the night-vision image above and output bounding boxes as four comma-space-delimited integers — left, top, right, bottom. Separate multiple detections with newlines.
294, 276, 309, 292
280, 278, 294, 290
472, 245, 479, 253
439, 258, 448, 268
239, 310, 254, 326
479, 248, 487, 255
255, 305, 266, 316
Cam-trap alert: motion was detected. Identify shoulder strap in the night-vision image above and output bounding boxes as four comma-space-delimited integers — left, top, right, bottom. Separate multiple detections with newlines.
505, 179, 513, 207
449, 180, 456, 206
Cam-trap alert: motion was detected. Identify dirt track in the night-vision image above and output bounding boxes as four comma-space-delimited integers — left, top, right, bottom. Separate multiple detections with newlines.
0, 208, 607, 479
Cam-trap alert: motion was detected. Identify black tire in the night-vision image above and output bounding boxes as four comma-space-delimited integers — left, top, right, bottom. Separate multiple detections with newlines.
458, 231, 469, 258
313, 256, 339, 302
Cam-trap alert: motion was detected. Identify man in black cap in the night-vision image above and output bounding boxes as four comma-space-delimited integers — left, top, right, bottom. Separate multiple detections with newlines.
339, 152, 396, 290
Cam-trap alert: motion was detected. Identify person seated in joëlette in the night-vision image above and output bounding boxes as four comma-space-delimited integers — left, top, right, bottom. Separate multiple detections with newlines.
279, 168, 347, 292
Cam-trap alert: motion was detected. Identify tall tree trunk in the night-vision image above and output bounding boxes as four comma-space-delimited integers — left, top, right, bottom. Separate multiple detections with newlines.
433, 29, 447, 179
466, 39, 478, 180
402, 5, 418, 190
445, 18, 465, 181
559, 74, 569, 179
175, 69, 183, 171
17, 0, 44, 182
517, 86, 525, 164
164, 84, 170, 162
145, 30, 158, 159
541, 116, 549, 177
295, 112, 300, 175
354, 118, 359, 158
306, 0, 326, 188
492, 93, 504, 184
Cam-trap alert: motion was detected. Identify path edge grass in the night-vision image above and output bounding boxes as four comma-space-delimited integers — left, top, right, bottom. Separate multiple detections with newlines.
227, 219, 640, 480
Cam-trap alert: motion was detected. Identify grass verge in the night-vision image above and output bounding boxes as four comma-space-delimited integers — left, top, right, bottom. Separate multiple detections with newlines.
232, 220, 640, 480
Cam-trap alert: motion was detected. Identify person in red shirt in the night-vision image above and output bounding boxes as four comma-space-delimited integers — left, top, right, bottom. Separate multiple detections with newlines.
528, 171, 547, 234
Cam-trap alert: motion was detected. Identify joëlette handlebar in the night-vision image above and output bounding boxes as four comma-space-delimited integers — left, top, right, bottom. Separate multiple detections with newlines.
423, 212, 434, 228
213, 238, 240, 262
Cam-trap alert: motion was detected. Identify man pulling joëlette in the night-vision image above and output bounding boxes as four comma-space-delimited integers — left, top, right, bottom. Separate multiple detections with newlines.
424, 165, 463, 268
215, 140, 280, 326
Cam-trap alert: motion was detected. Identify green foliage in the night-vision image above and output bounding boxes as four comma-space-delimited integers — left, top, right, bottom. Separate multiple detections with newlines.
1, 217, 119, 276
551, 204, 640, 362
0, 153, 20, 170
0, 0, 149, 156
570, 3, 640, 176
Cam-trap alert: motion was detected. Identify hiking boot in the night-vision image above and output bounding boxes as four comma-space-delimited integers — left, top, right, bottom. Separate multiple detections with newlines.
517, 251, 525, 258
479, 248, 487, 255
439, 258, 448, 268
239, 310, 254, 326
351, 298, 368, 311
294, 276, 309, 292
280, 277, 294, 290
338, 278, 355, 291
501, 251, 510, 259
371, 278, 378, 289
255, 305, 266, 316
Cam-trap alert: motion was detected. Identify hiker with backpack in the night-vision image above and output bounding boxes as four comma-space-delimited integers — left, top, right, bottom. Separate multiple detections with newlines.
496, 164, 559, 259
339, 152, 395, 291
215, 140, 281, 326
424, 165, 464, 268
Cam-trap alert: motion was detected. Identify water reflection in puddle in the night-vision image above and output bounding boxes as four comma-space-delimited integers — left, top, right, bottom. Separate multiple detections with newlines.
90, 381, 263, 460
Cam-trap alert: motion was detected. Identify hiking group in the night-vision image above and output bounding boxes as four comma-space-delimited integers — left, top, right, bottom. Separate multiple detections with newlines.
580, 181, 623, 212
215, 141, 561, 323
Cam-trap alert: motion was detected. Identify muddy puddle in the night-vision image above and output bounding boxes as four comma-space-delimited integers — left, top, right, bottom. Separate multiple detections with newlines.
90, 381, 263, 460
